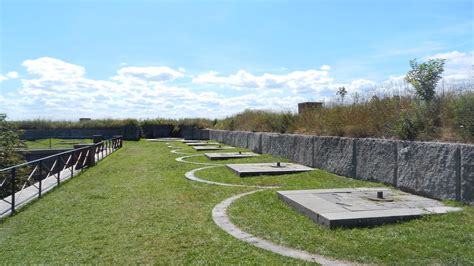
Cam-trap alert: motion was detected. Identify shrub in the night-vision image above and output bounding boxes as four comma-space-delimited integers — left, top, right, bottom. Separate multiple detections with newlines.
454, 91, 474, 141
395, 110, 422, 140
0, 114, 27, 198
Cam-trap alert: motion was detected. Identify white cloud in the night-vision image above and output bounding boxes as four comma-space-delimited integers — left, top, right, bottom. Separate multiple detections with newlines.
426, 50, 473, 82
0, 71, 20, 82
6, 71, 19, 79
3, 51, 473, 120
115, 66, 184, 82
22, 57, 85, 79
346, 79, 377, 93
320, 65, 331, 71
428, 50, 472, 65
384, 75, 405, 84
193, 70, 259, 89
193, 69, 333, 93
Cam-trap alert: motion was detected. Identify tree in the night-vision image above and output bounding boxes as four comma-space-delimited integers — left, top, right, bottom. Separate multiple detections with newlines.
0, 114, 23, 169
336, 86, 347, 103
405, 58, 446, 102
0, 114, 25, 198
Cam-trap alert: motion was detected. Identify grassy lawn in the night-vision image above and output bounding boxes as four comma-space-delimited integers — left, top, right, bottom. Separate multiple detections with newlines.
0, 140, 472, 264
23, 138, 92, 149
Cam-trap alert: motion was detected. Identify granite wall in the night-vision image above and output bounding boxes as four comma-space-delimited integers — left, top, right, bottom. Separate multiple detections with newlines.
141, 125, 174, 138
203, 129, 474, 204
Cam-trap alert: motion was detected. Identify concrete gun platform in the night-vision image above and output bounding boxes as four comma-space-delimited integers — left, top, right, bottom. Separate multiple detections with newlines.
145, 138, 183, 142
182, 139, 203, 143
277, 187, 462, 229
226, 162, 313, 177
186, 142, 220, 146
204, 152, 259, 160
193, 146, 235, 151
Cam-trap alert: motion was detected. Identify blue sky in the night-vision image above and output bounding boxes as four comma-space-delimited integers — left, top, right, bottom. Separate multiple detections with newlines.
1, 0, 472, 120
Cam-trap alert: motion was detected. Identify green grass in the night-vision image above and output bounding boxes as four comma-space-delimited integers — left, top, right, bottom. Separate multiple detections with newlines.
0, 141, 306, 264
23, 138, 92, 149
229, 190, 473, 264
194, 165, 378, 189
0, 140, 472, 264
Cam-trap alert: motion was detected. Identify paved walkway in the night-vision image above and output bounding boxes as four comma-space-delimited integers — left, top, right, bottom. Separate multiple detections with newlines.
0, 147, 114, 218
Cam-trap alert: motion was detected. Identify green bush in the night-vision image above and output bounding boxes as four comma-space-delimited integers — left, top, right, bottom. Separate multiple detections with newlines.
454, 91, 474, 140
395, 111, 421, 140
0, 114, 28, 197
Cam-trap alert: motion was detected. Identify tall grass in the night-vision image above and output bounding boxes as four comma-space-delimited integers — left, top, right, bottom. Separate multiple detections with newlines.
13, 119, 140, 129
215, 109, 298, 133
216, 89, 474, 143
141, 118, 215, 129
13, 118, 214, 130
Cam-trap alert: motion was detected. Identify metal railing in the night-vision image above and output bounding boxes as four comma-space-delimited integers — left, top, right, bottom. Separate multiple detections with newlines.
0, 136, 123, 218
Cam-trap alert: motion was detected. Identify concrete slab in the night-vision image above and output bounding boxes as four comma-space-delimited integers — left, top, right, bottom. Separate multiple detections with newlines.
226, 162, 313, 177
193, 146, 235, 151
145, 138, 183, 142
277, 187, 462, 229
205, 152, 259, 160
186, 142, 220, 146
182, 139, 202, 143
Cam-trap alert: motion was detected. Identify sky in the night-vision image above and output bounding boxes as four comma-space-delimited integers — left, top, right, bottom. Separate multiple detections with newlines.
0, 0, 472, 120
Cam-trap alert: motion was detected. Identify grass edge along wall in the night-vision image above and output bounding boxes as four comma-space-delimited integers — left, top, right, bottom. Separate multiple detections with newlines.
201, 129, 474, 205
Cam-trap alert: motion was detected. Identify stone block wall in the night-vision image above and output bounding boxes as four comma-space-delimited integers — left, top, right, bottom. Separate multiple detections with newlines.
314, 137, 355, 178
355, 138, 397, 184
142, 125, 174, 138
203, 129, 474, 204
396, 142, 460, 200
461, 145, 474, 203
292, 135, 314, 166
247, 132, 262, 153
180, 125, 195, 140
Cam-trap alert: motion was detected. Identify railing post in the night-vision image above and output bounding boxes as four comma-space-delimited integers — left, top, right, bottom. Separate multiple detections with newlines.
79, 151, 84, 172
10, 168, 16, 215
70, 152, 74, 178
88, 145, 96, 167
101, 142, 104, 159
56, 155, 61, 186
38, 161, 43, 198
